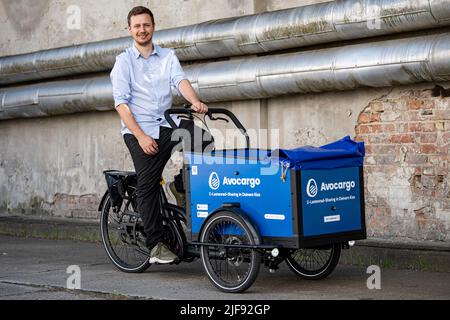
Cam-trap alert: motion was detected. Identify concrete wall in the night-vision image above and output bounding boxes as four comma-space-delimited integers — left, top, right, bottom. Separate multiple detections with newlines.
0, 0, 258, 56
0, 0, 449, 243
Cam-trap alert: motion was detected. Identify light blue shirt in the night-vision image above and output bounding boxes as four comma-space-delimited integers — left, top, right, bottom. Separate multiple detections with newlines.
110, 44, 187, 139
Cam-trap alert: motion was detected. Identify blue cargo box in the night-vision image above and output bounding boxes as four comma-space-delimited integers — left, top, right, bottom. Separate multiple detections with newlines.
184, 137, 366, 248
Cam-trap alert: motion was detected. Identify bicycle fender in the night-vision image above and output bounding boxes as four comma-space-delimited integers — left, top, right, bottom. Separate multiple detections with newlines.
98, 190, 109, 212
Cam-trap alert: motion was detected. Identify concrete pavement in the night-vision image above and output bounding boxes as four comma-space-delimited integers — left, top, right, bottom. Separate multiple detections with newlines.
1, 235, 449, 300
2, 213, 450, 273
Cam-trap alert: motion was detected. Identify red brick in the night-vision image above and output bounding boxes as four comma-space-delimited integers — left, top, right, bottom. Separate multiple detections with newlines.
408, 122, 436, 133
423, 100, 436, 109
422, 123, 436, 132
426, 155, 442, 165
369, 124, 383, 133
438, 145, 449, 154
407, 99, 435, 110
442, 132, 450, 143
389, 134, 415, 144
435, 110, 450, 120
436, 165, 449, 176
409, 122, 422, 132
420, 144, 438, 154
407, 99, 422, 110
357, 125, 371, 134
382, 124, 396, 133
358, 113, 371, 124
370, 113, 381, 122
418, 133, 437, 144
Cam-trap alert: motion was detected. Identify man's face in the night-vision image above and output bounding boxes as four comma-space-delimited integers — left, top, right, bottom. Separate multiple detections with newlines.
128, 14, 155, 46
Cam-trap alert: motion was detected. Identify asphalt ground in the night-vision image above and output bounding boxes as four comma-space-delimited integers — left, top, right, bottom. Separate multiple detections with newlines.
1, 235, 449, 301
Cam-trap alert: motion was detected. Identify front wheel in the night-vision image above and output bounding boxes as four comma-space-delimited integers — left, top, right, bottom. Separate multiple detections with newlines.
200, 210, 261, 293
286, 243, 341, 280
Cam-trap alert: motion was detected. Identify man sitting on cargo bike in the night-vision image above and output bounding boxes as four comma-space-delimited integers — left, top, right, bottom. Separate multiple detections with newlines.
109, 5, 211, 264
102, 5, 367, 294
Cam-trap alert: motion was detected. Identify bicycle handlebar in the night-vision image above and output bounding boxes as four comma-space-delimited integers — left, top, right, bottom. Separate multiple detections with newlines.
164, 106, 250, 149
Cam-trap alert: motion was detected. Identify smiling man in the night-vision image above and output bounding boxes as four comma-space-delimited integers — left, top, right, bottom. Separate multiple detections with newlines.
110, 6, 209, 264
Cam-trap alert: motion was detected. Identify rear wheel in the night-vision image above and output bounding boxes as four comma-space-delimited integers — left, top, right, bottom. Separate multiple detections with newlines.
100, 194, 151, 273
200, 210, 261, 293
286, 243, 341, 280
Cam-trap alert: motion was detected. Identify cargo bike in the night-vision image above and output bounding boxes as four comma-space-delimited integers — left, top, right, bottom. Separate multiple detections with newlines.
99, 107, 367, 293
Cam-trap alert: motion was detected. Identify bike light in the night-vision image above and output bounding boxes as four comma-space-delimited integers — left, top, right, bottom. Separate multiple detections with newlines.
271, 248, 279, 257
348, 241, 356, 247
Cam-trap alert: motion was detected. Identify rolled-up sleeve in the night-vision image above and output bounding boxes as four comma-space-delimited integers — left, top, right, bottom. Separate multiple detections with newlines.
110, 55, 131, 108
170, 50, 187, 89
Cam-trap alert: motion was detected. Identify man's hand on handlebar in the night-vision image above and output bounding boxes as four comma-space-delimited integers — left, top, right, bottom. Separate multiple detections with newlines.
191, 101, 208, 114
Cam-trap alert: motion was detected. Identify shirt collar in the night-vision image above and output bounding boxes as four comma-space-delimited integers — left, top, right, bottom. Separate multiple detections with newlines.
131, 44, 159, 59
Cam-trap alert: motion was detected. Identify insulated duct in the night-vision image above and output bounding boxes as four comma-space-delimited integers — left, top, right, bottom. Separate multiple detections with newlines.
1, 0, 450, 85
1, 33, 449, 120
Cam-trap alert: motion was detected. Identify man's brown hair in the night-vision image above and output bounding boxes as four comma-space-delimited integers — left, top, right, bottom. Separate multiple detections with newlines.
127, 6, 154, 26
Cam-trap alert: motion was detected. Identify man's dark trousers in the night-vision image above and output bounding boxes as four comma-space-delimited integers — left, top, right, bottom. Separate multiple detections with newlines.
123, 120, 211, 250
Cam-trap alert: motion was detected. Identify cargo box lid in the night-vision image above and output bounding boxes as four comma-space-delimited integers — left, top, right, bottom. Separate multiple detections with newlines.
271, 136, 365, 170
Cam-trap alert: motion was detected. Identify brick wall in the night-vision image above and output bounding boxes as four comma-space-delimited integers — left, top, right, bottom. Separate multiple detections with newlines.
355, 86, 450, 241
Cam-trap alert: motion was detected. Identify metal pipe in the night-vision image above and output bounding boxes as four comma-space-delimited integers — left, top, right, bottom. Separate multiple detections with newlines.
1, 33, 449, 120
182, 33, 450, 103
1, 0, 450, 86
0, 76, 113, 120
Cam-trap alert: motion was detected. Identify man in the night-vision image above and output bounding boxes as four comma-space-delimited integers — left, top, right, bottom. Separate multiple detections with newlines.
110, 6, 209, 264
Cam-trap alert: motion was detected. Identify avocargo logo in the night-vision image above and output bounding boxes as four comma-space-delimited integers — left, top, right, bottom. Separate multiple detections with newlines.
208, 172, 220, 190
208, 172, 261, 190
306, 178, 356, 198
306, 179, 318, 198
